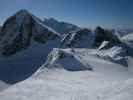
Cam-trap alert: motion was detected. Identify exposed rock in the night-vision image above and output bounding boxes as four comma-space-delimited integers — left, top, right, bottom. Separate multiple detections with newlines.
95, 46, 128, 66
93, 26, 121, 48
0, 10, 60, 56
61, 28, 94, 48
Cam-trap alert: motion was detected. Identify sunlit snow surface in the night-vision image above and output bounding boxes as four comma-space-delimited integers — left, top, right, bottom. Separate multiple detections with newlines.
0, 48, 133, 100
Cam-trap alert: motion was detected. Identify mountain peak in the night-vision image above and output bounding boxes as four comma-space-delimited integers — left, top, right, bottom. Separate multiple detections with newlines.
0, 9, 60, 56
16, 9, 30, 15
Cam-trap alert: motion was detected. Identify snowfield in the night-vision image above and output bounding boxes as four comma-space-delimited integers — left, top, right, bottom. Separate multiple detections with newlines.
0, 48, 133, 100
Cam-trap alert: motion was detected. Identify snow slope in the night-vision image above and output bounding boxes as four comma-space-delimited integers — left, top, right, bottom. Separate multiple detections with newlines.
0, 48, 133, 100
0, 81, 9, 92
37, 46, 128, 74
90, 79, 133, 100
0, 39, 60, 84
122, 33, 133, 42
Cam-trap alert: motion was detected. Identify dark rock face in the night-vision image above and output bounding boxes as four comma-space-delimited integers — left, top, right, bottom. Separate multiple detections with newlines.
93, 26, 121, 48
1, 10, 32, 56
0, 10, 60, 56
0, 26, 2, 33
61, 28, 94, 48
43, 18, 80, 34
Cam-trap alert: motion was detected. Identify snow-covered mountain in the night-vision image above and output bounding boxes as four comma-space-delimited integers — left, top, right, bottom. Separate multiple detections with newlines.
93, 26, 122, 48
61, 28, 94, 48
0, 9, 133, 100
121, 33, 133, 49
0, 10, 61, 84
36, 48, 93, 72
43, 18, 81, 34
114, 28, 133, 38
36, 46, 129, 74
0, 9, 60, 56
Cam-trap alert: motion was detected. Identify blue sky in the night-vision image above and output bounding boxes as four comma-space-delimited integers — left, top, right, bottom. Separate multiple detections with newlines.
0, 0, 132, 29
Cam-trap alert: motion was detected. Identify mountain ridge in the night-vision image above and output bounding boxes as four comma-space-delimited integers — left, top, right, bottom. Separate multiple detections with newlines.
43, 18, 81, 34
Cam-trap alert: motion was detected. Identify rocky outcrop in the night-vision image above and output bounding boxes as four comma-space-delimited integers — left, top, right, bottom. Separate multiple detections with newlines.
61, 28, 94, 48
93, 26, 121, 48
95, 46, 128, 66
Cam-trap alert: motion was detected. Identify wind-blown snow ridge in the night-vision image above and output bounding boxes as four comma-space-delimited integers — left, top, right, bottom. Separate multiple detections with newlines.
36, 48, 92, 74
32, 15, 60, 36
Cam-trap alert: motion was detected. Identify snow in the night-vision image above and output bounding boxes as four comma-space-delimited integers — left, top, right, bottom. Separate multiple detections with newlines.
114, 29, 133, 38
0, 69, 119, 100
98, 41, 109, 50
0, 9, 61, 55
122, 33, 133, 42
121, 33, 133, 51
61, 29, 94, 48
91, 79, 133, 100
0, 39, 60, 84
0, 10, 133, 100
0, 48, 133, 100
0, 81, 9, 92
36, 48, 92, 72
0, 9, 62, 83
94, 46, 128, 66
43, 18, 81, 34
32, 15, 60, 36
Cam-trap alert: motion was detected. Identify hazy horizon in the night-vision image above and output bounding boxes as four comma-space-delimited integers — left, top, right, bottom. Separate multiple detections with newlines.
0, 0, 132, 29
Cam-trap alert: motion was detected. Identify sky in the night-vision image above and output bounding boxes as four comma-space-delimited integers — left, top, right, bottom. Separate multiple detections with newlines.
0, 0, 132, 29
